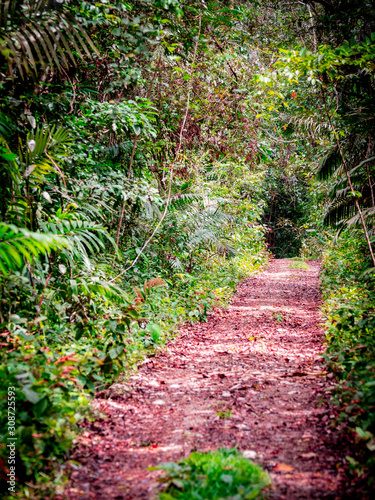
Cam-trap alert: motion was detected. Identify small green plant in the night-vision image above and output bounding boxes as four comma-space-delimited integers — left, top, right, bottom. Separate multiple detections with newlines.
152, 448, 270, 499
272, 311, 285, 323
217, 410, 232, 419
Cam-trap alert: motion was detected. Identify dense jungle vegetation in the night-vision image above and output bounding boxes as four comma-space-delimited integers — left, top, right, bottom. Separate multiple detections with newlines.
1, 0, 375, 496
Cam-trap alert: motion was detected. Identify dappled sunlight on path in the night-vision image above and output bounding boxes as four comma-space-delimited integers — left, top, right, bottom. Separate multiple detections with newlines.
65, 259, 351, 500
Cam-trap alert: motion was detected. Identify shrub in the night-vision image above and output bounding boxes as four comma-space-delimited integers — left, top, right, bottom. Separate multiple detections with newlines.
320, 232, 375, 477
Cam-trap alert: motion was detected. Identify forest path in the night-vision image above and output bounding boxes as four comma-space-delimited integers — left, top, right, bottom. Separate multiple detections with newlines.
66, 259, 349, 500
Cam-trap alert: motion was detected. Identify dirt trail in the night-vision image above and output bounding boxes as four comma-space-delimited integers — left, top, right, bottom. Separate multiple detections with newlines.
66, 259, 350, 500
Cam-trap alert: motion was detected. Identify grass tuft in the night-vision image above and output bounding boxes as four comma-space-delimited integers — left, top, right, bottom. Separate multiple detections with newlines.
289, 258, 309, 269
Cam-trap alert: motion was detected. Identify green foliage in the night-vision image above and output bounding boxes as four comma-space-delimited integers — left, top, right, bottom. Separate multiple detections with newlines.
253, 1, 375, 260
262, 165, 311, 258
0, 0, 97, 79
0, 333, 91, 477
316, 147, 341, 182
321, 232, 375, 479
0, 0, 271, 493
40, 218, 116, 270
0, 223, 266, 490
0, 223, 68, 277
153, 448, 270, 500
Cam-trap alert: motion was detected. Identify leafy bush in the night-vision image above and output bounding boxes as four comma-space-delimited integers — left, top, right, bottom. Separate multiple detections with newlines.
320, 232, 375, 477
0, 334, 90, 481
153, 448, 270, 500
0, 216, 267, 491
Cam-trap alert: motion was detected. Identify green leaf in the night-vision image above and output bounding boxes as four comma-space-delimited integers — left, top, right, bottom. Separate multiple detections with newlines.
220, 473, 233, 484
33, 396, 49, 417
75, 326, 84, 341
109, 345, 124, 360
1, 152, 17, 161
148, 323, 162, 342
355, 427, 373, 440
171, 478, 184, 489
22, 387, 41, 404
127, 309, 140, 319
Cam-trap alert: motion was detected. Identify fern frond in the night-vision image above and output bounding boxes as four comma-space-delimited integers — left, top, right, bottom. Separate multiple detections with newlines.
168, 193, 202, 210
180, 207, 236, 255
170, 257, 184, 270
145, 200, 162, 220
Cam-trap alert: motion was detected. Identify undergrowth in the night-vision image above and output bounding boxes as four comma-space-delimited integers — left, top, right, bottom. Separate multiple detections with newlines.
320, 232, 375, 482
152, 448, 270, 500
0, 221, 267, 497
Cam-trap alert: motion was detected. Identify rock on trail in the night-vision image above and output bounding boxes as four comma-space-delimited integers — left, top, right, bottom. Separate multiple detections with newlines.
65, 259, 351, 500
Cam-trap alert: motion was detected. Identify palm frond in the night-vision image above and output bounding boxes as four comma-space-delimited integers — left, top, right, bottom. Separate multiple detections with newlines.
40, 219, 117, 269
347, 156, 375, 177
0, 112, 13, 139
0, 222, 69, 277
329, 177, 364, 199
323, 195, 357, 226
347, 103, 375, 137
18, 125, 72, 185
0, 136, 20, 184
316, 147, 342, 181
182, 207, 236, 255
346, 206, 375, 228
69, 276, 129, 302
0, 0, 98, 79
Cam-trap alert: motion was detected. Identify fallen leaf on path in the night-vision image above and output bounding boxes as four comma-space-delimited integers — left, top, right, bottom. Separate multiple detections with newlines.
228, 383, 249, 391
280, 371, 327, 378
245, 403, 259, 415
152, 399, 166, 405
210, 372, 227, 379
300, 452, 317, 459
273, 463, 294, 473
